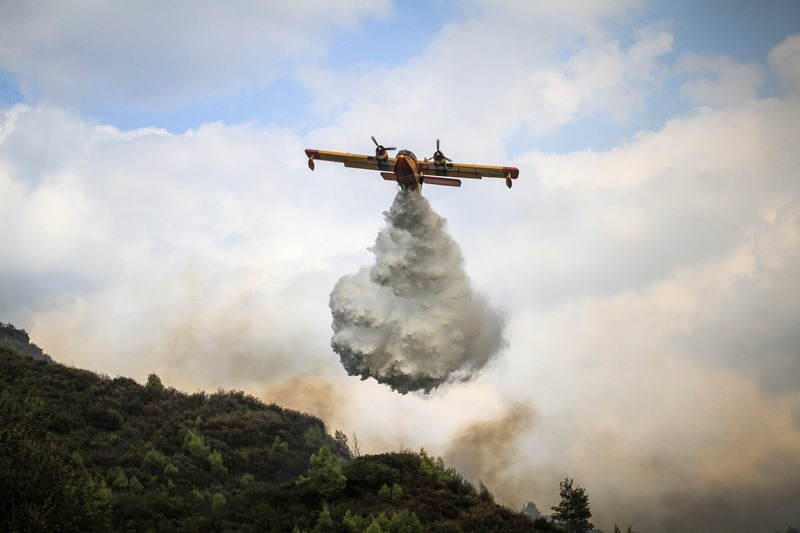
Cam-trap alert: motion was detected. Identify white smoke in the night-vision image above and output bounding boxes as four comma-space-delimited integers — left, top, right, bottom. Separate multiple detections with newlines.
329, 191, 507, 394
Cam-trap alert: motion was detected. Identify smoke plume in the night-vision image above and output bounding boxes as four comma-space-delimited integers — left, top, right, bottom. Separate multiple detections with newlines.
329, 191, 506, 394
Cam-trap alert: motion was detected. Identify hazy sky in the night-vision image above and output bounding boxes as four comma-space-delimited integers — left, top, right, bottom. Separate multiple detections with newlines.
1, 1, 799, 531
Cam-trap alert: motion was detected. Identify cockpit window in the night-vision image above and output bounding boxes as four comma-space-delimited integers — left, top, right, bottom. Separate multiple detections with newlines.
397, 149, 416, 159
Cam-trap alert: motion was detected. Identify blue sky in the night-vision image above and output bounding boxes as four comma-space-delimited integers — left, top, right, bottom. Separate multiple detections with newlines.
1, 2, 800, 531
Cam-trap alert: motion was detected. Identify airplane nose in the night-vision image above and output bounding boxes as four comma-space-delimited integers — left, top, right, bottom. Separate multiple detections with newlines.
394, 155, 409, 172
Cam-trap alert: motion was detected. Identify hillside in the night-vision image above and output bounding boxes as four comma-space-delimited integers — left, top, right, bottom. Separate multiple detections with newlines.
0, 322, 53, 362
0, 324, 549, 532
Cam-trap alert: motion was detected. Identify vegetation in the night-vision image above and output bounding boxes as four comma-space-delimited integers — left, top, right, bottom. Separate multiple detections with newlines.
0, 324, 544, 532
550, 477, 594, 533
0, 322, 53, 362
10, 323, 796, 532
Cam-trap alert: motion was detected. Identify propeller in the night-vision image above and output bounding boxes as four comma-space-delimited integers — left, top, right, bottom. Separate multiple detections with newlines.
371, 136, 396, 160
430, 139, 452, 166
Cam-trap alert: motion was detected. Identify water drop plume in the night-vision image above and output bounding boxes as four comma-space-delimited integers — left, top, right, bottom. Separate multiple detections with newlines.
329, 191, 506, 394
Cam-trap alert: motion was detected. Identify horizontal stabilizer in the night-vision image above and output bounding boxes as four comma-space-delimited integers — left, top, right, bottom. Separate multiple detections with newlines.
380, 172, 397, 181
422, 175, 461, 187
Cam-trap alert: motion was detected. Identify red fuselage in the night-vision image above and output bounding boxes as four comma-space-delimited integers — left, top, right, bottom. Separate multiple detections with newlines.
393, 150, 421, 192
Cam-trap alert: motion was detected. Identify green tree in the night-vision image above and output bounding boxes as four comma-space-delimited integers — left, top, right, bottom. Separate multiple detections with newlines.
163, 461, 179, 478
316, 503, 335, 531
128, 475, 143, 492
145, 373, 164, 391
183, 428, 211, 461
297, 445, 347, 500
365, 518, 384, 533
144, 447, 167, 471
388, 509, 422, 533
112, 469, 129, 490
208, 449, 227, 475
551, 477, 594, 533
334, 429, 355, 461
418, 448, 461, 487
211, 492, 226, 512
272, 434, 289, 453
342, 509, 359, 530
391, 482, 403, 502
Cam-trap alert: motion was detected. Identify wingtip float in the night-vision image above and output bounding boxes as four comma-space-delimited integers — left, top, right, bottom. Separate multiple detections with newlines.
305, 138, 519, 193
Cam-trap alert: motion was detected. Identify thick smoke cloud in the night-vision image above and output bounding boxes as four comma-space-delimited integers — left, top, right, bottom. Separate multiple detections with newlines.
329, 191, 506, 394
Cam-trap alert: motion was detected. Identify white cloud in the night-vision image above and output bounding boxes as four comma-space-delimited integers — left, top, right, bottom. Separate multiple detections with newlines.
678, 53, 765, 107
477, 90, 799, 315
0, 104, 384, 387
506, 27, 673, 132
769, 33, 800, 90
303, 0, 667, 156
0, 0, 391, 108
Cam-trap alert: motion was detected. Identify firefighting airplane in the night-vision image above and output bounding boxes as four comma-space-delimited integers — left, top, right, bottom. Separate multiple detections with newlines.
305, 137, 519, 193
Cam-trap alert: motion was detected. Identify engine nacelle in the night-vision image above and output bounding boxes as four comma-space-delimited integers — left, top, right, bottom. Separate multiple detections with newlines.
372, 136, 395, 163
430, 139, 452, 167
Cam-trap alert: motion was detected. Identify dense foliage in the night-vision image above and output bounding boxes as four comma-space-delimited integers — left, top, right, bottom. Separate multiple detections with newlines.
0, 325, 546, 532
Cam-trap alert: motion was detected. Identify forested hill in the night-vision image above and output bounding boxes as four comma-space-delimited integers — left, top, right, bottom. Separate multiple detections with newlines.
0, 324, 549, 532
0, 322, 53, 362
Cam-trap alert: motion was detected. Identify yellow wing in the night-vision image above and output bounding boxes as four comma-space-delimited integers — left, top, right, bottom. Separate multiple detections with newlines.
305, 149, 394, 172
419, 160, 519, 181
419, 160, 519, 188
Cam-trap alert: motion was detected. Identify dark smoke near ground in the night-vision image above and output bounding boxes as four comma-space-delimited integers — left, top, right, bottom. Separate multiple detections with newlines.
329, 191, 506, 394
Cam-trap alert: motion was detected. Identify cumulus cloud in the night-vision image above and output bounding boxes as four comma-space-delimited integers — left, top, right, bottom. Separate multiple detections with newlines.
304, 0, 665, 156
0, 0, 390, 108
0, 104, 378, 388
678, 53, 764, 107
769, 33, 800, 90
506, 26, 673, 133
